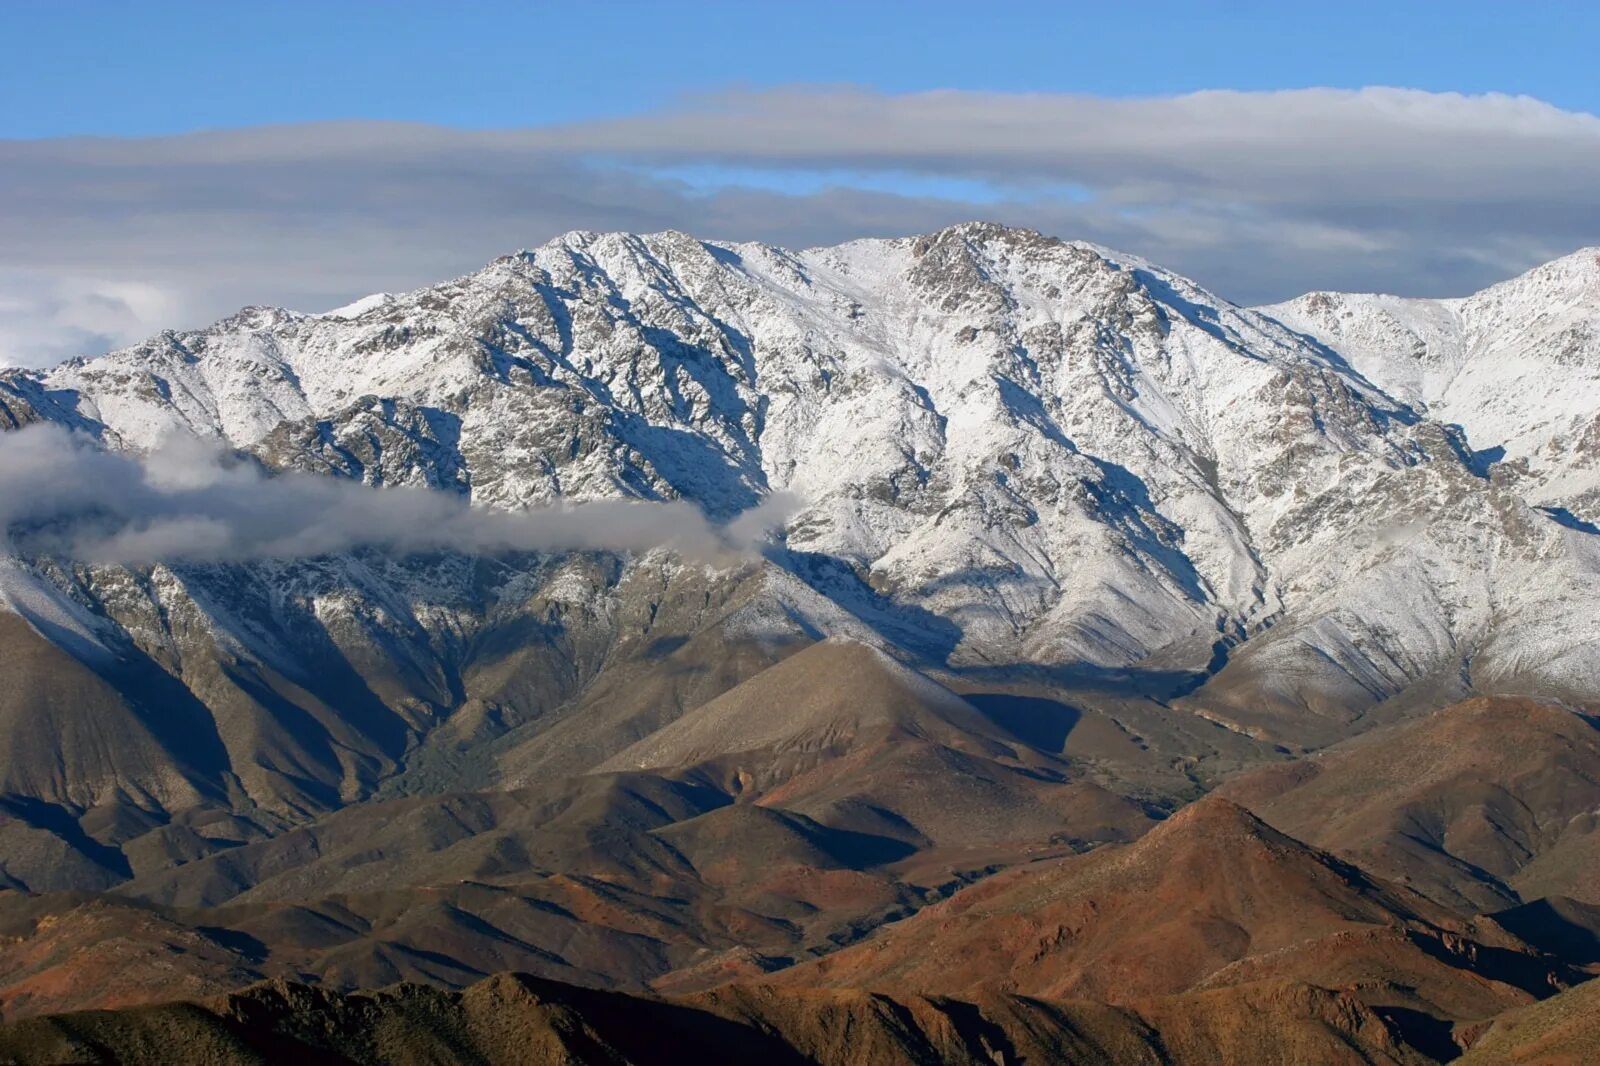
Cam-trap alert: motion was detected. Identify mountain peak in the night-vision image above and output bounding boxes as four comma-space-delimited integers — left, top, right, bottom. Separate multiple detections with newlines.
782, 763, 1546, 1008
1151, 794, 1265, 836
6, 223, 1600, 836
595, 637, 1001, 776
916, 219, 1060, 246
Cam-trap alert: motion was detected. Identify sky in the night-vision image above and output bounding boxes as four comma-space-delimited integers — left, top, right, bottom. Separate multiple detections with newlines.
2, 0, 1599, 366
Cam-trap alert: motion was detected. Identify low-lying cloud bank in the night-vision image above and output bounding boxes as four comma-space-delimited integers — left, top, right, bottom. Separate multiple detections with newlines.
0, 424, 791, 566
3, 86, 1599, 367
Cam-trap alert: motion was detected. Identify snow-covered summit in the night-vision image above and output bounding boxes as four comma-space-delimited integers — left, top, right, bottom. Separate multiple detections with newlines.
1, 224, 1598, 813
1261, 246, 1600, 522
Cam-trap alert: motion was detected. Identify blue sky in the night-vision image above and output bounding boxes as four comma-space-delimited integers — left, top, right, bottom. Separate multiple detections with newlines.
4, 0, 1598, 137
2, 1, 1598, 366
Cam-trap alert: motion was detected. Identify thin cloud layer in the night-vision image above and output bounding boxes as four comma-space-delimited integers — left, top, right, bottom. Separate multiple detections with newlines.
540, 87, 1600, 203
0, 424, 794, 566
2, 86, 1598, 367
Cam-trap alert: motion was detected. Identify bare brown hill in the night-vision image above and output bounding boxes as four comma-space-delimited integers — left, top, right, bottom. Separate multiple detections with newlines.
597, 639, 1014, 773
0, 971, 1447, 1065
1458, 974, 1600, 1064
0, 613, 232, 848
0, 646, 1152, 1022
1219, 696, 1600, 911
0, 893, 262, 1021
594, 638, 1157, 852
782, 797, 1576, 1025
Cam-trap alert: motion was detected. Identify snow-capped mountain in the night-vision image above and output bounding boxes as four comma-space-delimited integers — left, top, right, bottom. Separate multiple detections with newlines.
1261, 248, 1600, 526
1, 224, 1596, 833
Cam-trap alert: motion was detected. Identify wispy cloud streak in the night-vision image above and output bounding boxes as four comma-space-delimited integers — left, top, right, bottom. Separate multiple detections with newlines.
2, 87, 1598, 366
0, 425, 794, 565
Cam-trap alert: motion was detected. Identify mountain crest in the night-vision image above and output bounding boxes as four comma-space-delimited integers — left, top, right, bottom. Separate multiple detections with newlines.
1, 227, 1597, 830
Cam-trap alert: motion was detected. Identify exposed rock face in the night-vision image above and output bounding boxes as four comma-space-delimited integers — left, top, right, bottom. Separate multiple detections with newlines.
0, 227, 1598, 1058
1260, 250, 1600, 526
1, 225, 1595, 831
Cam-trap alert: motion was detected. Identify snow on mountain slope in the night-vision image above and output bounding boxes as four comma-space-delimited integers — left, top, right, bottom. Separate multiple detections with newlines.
0, 224, 1597, 822
12, 225, 1417, 666
1261, 248, 1600, 524
1252, 291, 1466, 408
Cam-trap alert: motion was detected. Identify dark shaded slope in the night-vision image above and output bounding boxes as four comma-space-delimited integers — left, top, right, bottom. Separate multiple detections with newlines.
0, 971, 1439, 1066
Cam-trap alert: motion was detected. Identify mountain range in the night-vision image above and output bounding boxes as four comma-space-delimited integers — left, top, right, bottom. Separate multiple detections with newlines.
0, 223, 1598, 1063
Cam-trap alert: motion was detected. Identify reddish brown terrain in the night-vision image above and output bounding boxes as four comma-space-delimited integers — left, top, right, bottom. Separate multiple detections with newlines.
1218, 697, 1600, 912
785, 797, 1580, 1020
0, 972, 1453, 1065
0, 640, 1165, 1021
1458, 976, 1600, 1064
4, 220, 1600, 1062
2, 682, 1599, 1062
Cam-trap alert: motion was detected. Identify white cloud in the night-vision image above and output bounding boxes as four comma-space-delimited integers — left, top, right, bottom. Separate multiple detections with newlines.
0, 273, 183, 368
0, 423, 796, 564
2, 87, 1597, 368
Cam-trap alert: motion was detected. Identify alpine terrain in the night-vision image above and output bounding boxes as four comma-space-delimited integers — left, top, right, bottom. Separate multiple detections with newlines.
1, 223, 1598, 1064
